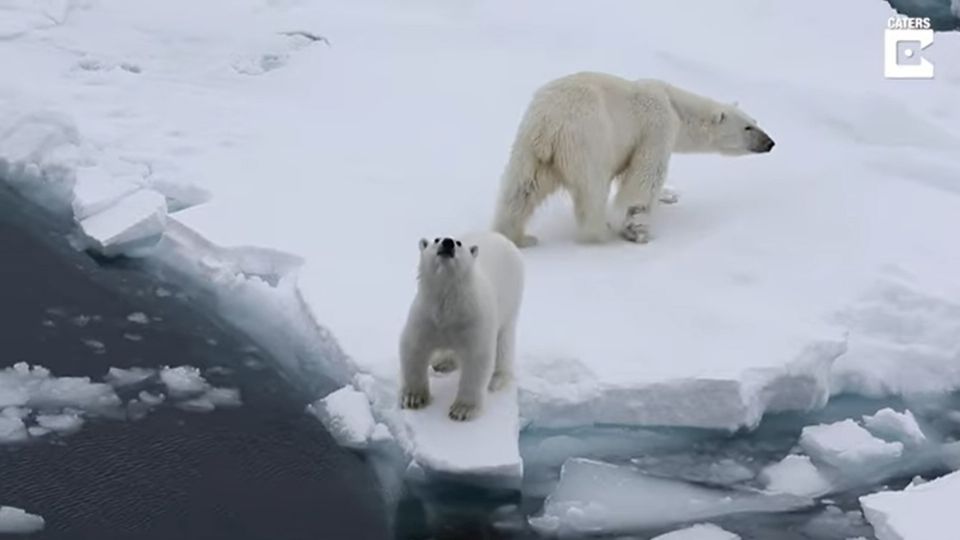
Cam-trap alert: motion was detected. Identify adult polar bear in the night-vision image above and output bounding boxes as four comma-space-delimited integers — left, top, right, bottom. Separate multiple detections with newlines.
492, 72, 775, 246
400, 232, 523, 421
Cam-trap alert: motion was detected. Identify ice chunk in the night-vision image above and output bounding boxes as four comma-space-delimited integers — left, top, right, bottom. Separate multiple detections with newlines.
0, 417, 28, 443
126, 312, 150, 324
528, 458, 812, 535
862, 409, 926, 447
79, 189, 167, 257
104, 367, 156, 387
799, 420, 903, 470
0, 506, 45, 534
307, 385, 385, 450
202, 387, 241, 408
70, 166, 139, 219
760, 454, 832, 497
860, 469, 960, 540
176, 398, 216, 413
159, 366, 208, 398
138, 390, 165, 406
1, 407, 29, 419
652, 524, 740, 540
36, 412, 84, 434
402, 373, 520, 487
0, 362, 121, 413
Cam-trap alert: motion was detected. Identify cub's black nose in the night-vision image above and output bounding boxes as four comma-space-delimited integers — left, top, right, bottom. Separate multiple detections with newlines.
438, 237, 455, 257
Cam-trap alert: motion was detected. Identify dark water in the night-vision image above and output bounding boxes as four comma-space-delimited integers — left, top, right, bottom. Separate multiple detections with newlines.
0, 185, 390, 540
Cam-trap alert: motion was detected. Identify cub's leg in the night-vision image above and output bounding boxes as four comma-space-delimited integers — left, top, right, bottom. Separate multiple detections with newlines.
449, 338, 496, 421
399, 330, 432, 409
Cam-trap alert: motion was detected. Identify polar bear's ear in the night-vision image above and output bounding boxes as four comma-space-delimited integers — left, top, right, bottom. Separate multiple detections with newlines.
469, 245, 479, 258
419, 238, 429, 251
713, 110, 726, 124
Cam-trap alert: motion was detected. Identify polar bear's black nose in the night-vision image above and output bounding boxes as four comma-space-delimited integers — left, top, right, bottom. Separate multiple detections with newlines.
438, 237, 455, 257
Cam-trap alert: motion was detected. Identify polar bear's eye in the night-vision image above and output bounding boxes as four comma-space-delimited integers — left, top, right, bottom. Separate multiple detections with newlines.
434, 238, 439, 243
744, 126, 754, 132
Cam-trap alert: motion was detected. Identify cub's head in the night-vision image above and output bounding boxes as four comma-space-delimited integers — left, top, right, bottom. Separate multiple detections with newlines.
709, 103, 775, 156
417, 236, 478, 281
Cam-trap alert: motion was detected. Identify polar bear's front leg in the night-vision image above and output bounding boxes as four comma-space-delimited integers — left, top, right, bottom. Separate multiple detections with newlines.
614, 144, 672, 244
400, 330, 432, 409
449, 339, 496, 421
488, 320, 516, 392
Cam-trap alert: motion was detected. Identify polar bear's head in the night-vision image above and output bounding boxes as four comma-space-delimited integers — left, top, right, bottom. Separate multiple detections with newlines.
707, 104, 775, 156
418, 236, 479, 281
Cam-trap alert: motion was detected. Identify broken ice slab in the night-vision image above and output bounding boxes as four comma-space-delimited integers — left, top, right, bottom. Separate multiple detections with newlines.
759, 454, 833, 497
799, 419, 903, 471
860, 469, 960, 540
70, 165, 140, 219
402, 371, 521, 489
528, 458, 812, 536
79, 188, 167, 257
307, 385, 390, 450
862, 408, 926, 447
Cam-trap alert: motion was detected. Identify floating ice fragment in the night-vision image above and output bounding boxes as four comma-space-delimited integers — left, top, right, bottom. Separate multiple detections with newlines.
529, 458, 812, 535
800, 419, 903, 470
104, 367, 155, 387
760, 454, 832, 497
36, 412, 84, 433
307, 385, 385, 450
159, 366, 207, 398
126, 312, 149, 324
860, 469, 960, 540
0, 506, 45, 533
862, 409, 926, 447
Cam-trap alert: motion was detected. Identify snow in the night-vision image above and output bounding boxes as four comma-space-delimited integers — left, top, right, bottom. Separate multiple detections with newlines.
307, 385, 387, 450
799, 419, 904, 470
1, 0, 959, 482
652, 524, 740, 540
79, 188, 167, 257
860, 469, 960, 540
528, 458, 812, 535
760, 454, 833, 497
862, 408, 927, 446
0, 506, 45, 534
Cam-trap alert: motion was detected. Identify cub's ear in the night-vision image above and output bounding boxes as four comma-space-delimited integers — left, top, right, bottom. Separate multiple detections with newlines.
419, 238, 429, 251
713, 110, 726, 124
469, 245, 479, 258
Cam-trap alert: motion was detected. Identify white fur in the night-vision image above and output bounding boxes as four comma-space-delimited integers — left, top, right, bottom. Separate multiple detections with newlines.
492, 71, 774, 246
399, 232, 524, 421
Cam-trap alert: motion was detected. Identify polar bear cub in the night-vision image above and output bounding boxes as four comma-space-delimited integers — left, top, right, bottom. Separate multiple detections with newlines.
400, 232, 524, 421
492, 71, 775, 247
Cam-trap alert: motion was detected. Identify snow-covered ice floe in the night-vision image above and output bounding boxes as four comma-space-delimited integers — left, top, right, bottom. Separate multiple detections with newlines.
0, 506, 45, 534
860, 469, 960, 540
1, 0, 960, 486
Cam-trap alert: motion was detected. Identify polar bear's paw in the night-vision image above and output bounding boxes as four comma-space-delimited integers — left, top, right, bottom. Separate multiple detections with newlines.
448, 400, 479, 421
401, 388, 431, 409
658, 187, 681, 205
621, 221, 651, 244
431, 355, 458, 374
488, 371, 512, 392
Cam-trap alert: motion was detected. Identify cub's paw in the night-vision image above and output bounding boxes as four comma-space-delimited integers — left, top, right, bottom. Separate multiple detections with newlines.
488, 371, 512, 392
400, 388, 430, 410
431, 356, 458, 374
448, 400, 479, 421
621, 222, 651, 244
